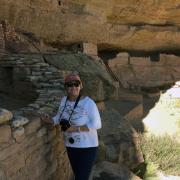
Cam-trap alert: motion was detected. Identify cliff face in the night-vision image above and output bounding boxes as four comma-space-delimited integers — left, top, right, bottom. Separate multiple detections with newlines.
0, 0, 180, 51
0, 21, 119, 180
0, 1, 180, 179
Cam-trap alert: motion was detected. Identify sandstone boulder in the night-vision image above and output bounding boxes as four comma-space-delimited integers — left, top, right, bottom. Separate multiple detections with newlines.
91, 161, 141, 180
99, 101, 144, 169
12, 116, 29, 128
0, 109, 13, 124
12, 127, 25, 143
0, 125, 11, 143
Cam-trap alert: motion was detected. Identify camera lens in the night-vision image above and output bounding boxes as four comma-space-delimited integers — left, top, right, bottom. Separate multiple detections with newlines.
60, 119, 71, 131
69, 137, 74, 144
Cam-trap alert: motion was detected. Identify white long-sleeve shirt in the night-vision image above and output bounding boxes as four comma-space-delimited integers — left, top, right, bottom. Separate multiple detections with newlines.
52, 96, 101, 148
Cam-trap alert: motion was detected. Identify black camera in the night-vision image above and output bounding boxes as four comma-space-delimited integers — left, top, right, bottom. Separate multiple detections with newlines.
60, 119, 71, 131
69, 137, 75, 144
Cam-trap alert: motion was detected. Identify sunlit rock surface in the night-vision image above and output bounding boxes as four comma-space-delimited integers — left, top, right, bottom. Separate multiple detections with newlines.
143, 81, 180, 138
0, 109, 13, 124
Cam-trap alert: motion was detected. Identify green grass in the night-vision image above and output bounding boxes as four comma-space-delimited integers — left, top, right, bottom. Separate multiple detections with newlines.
139, 134, 180, 178
144, 162, 159, 180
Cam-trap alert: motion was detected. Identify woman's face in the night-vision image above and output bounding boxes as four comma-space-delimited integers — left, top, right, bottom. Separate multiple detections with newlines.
65, 80, 81, 99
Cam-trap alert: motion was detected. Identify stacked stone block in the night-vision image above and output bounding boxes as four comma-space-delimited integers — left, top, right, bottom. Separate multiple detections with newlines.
0, 108, 72, 180
82, 43, 97, 57
0, 24, 5, 53
0, 53, 66, 114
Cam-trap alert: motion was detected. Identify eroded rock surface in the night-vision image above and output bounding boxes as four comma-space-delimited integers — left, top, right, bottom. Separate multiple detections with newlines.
91, 161, 141, 180
0, 2, 180, 178
1, 0, 180, 51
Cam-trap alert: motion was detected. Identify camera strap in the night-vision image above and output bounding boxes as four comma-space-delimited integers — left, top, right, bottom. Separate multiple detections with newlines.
58, 94, 81, 123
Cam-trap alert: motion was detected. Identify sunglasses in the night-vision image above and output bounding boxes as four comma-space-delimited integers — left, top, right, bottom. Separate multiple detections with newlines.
65, 81, 80, 88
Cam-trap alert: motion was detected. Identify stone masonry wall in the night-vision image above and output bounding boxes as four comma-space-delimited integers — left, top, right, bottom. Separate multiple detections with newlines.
0, 108, 72, 180
0, 53, 73, 180
0, 53, 66, 112
107, 52, 180, 91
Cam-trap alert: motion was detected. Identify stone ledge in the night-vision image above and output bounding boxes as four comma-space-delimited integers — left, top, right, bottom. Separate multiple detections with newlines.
0, 109, 13, 124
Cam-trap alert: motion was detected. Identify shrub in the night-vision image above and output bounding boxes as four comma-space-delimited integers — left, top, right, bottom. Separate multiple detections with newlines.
139, 134, 180, 178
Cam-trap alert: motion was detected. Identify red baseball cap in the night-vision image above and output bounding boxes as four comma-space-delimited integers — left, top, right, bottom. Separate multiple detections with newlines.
64, 72, 81, 84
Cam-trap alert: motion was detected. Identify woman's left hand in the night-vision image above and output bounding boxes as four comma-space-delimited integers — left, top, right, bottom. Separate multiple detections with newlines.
66, 126, 79, 132
66, 125, 89, 132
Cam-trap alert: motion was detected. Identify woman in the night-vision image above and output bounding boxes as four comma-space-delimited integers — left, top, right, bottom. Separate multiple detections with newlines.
41, 72, 102, 180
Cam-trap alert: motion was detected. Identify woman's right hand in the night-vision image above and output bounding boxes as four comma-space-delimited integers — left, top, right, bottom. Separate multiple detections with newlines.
40, 113, 53, 124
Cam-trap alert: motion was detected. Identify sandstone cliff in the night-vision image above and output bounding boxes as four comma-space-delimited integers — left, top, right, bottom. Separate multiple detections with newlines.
0, 0, 180, 51
0, 1, 180, 179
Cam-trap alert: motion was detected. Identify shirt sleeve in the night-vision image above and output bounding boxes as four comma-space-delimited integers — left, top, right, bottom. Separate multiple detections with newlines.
52, 112, 60, 125
86, 99, 102, 130
52, 97, 66, 125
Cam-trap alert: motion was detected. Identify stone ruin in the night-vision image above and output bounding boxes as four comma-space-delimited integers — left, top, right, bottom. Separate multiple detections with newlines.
0, 21, 145, 180
0, 22, 73, 180
1, 0, 180, 178
0, 19, 180, 180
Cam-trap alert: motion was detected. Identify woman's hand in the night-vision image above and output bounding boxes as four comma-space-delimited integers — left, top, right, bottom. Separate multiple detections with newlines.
40, 113, 53, 124
79, 125, 89, 132
66, 126, 78, 132
66, 125, 89, 132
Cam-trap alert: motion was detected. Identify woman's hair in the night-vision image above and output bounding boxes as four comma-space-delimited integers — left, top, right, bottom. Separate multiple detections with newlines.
64, 71, 81, 84
64, 71, 83, 90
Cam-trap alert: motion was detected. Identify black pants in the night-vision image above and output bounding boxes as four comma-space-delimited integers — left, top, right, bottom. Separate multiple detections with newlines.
66, 147, 98, 180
